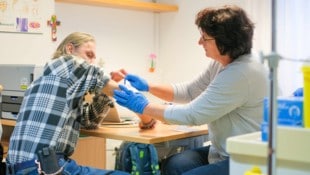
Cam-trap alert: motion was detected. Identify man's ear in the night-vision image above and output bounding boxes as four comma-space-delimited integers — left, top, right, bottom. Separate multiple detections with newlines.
65, 43, 74, 54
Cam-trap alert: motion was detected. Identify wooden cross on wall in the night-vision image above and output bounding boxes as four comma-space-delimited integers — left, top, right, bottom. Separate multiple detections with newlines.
47, 15, 61, 42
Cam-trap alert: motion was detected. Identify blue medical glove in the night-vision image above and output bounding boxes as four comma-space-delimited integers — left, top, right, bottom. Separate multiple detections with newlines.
113, 84, 149, 114
293, 87, 303, 97
125, 74, 149, 91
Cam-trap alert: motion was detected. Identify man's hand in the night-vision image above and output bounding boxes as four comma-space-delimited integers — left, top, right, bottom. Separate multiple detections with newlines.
113, 84, 149, 114
110, 69, 127, 82
125, 74, 149, 91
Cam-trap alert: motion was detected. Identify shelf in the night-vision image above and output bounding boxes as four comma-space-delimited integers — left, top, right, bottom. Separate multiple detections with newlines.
55, 0, 179, 12
1, 119, 16, 127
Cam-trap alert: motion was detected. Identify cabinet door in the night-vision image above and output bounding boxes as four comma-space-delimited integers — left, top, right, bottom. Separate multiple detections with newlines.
71, 136, 106, 169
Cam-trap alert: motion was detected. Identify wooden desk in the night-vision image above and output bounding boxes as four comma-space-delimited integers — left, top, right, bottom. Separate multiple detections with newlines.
1, 119, 208, 169
81, 122, 208, 144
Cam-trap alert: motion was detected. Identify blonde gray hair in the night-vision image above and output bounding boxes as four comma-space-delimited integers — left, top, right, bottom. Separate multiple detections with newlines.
52, 32, 96, 59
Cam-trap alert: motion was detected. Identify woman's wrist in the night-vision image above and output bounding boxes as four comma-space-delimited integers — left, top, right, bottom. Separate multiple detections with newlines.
139, 118, 156, 130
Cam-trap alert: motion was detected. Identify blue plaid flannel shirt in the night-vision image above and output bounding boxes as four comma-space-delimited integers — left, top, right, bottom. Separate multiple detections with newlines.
7, 55, 109, 164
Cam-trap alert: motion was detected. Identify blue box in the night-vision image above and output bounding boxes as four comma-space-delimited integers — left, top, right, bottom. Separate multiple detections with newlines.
263, 96, 303, 126
262, 96, 303, 141
261, 122, 268, 141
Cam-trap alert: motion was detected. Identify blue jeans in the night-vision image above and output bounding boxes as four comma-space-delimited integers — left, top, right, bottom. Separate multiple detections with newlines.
7, 158, 130, 175
161, 145, 229, 175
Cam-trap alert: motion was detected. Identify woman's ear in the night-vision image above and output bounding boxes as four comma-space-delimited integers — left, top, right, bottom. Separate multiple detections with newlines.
65, 43, 74, 54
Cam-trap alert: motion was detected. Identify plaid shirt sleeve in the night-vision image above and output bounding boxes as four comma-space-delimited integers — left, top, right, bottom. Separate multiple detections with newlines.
80, 93, 114, 130
7, 56, 109, 163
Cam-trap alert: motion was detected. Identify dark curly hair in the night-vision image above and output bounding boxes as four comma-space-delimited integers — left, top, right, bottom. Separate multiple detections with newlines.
195, 5, 254, 60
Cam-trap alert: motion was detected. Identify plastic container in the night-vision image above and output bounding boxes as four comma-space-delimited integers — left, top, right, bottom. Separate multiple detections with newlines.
227, 129, 310, 175
244, 166, 264, 175
302, 65, 310, 128
263, 97, 303, 126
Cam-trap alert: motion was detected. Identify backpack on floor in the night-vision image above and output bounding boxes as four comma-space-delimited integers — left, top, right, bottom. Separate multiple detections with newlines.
115, 141, 160, 175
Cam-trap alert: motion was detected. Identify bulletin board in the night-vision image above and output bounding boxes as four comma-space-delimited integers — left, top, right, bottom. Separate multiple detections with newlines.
0, 0, 44, 34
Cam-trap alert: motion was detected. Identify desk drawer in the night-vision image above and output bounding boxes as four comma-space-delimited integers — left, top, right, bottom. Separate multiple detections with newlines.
2, 96, 23, 104
1, 103, 20, 113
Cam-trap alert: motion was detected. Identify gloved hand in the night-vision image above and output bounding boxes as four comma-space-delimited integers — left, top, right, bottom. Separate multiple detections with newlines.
125, 74, 149, 91
113, 84, 149, 114
293, 87, 303, 97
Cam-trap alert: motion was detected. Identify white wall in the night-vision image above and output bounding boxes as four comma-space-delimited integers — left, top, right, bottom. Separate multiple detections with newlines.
158, 0, 271, 83
55, 3, 156, 75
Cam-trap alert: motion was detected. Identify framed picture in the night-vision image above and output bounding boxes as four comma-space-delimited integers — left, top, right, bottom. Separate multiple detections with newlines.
0, 0, 43, 34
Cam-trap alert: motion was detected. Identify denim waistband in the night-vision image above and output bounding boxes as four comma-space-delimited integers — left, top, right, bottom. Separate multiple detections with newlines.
7, 154, 67, 175
7, 158, 37, 175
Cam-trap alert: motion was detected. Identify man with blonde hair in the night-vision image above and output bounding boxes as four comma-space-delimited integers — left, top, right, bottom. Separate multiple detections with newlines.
6, 32, 129, 175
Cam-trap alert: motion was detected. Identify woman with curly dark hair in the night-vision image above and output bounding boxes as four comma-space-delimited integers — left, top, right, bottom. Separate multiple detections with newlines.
113, 5, 268, 175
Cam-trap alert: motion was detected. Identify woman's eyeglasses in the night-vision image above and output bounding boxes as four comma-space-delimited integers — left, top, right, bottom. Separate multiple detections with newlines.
201, 35, 215, 41
200, 30, 215, 42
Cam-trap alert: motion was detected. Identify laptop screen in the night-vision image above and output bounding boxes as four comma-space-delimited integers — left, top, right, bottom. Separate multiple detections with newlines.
103, 104, 122, 123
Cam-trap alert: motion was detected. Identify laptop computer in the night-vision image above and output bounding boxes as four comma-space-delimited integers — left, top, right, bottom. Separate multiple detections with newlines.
101, 105, 137, 125
102, 105, 122, 123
